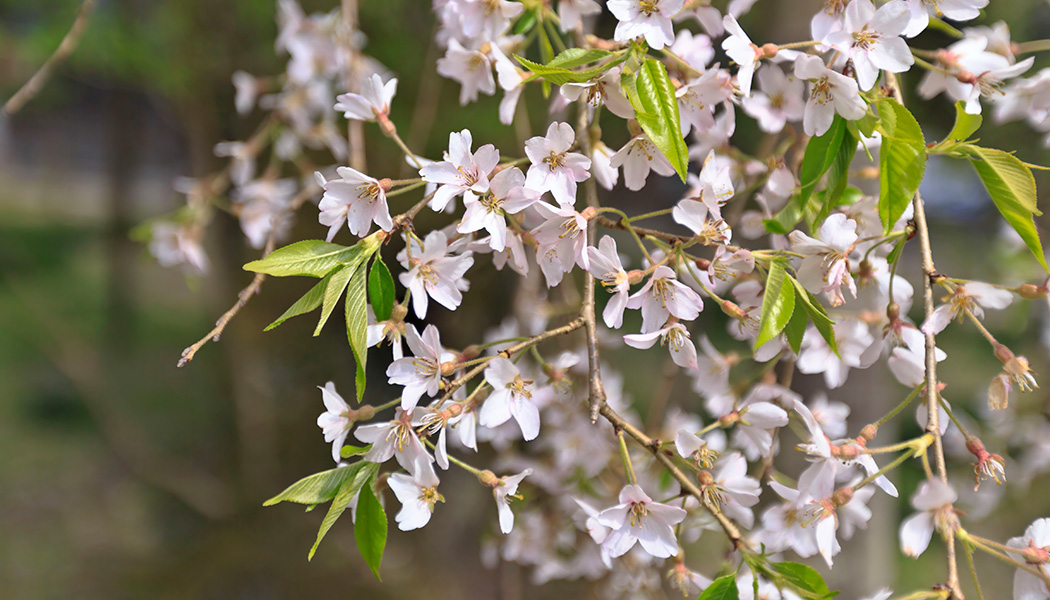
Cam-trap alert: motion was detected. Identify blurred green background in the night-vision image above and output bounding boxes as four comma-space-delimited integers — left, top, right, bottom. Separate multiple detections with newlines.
2, 1, 1050, 598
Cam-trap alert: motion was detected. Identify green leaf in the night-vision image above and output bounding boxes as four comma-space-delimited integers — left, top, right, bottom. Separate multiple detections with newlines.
772, 562, 833, 599
963, 145, 1048, 271
510, 8, 537, 35
764, 201, 805, 235
799, 115, 848, 206
264, 272, 333, 331
697, 575, 739, 600
339, 443, 371, 459
244, 240, 364, 278
355, 481, 387, 581
813, 127, 857, 227
755, 261, 796, 349
877, 99, 927, 234
314, 264, 353, 336
789, 277, 838, 357
515, 53, 626, 86
368, 258, 396, 322
943, 101, 982, 146
346, 261, 370, 402
263, 465, 366, 507
784, 299, 808, 355
625, 58, 689, 181
308, 462, 378, 560
547, 48, 613, 69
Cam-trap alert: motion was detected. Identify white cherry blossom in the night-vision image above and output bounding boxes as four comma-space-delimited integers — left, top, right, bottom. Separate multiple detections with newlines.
1007, 519, 1050, 600
608, 0, 684, 50
742, 65, 805, 133
794, 54, 867, 136
388, 461, 444, 531
903, 0, 988, 39
626, 266, 704, 333
790, 213, 860, 307
524, 122, 592, 206
436, 39, 496, 105
399, 231, 475, 318
722, 15, 762, 97
586, 236, 631, 329
316, 167, 393, 240
480, 357, 541, 441
493, 469, 533, 533
458, 167, 541, 252
420, 129, 500, 212
355, 408, 434, 476
316, 382, 353, 462
624, 322, 699, 370
334, 73, 398, 121
386, 324, 453, 410
921, 282, 1013, 335
899, 479, 958, 557
597, 484, 688, 558
610, 133, 676, 191
824, 0, 914, 91
558, 0, 602, 33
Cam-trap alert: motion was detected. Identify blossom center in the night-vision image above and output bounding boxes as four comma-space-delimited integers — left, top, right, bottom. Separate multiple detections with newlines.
417, 263, 440, 286
356, 182, 381, 203
852, 29, 882, 51
638, 0, 659, 16
543, 150, 566, 171
811, 77, 834, 105
628, 502, 649, 526
480, 192, 504, 213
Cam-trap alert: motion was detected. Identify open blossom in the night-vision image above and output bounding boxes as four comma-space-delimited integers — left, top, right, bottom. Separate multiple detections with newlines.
558, 0, 602, 32
532, 202, 589, 287
794, 54, 867, 136
627, 266, 704, 333
399, 231, 475, 318
456, 0, 522, 41
624, 322, 699, 370
956, 52, 1035, 115
902, 0, 987, 38
458, 167, 541, 252
824, 0, 914, 91
608, 0, 684, 50
316, 382, 353, 463
610, 133, 676, 191
386, 324, 453, 411
560, 67, 635, 119
388, 461, 443, 531
420, 129, 499, 212
480, 357, 541, 441
742, 65, 805, 133
355, 408, 433, 476
316, 167, 393, 240
790, 213, 859, 307
1007, 519, 1050, 600
492, 469, 533, 534
678, 151, 735, 223
677, 65, 734, 136
149, 222, 209, 274
586, 236, 631, 329
436, 39, 495, 105
899, 480, 958, 557
524, 122, 591, 206
334, 73, 397, 121
597, 484, 688, 558
722, 15, 762, 97
921, 282, 1013, 335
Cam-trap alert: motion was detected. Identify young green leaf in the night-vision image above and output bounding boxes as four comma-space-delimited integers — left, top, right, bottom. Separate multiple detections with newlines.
263, 465, 366, 506
244, 240, 364, 278
756, 261, 796, 349
368, 258, 396, 322
346, 261, 370, 402
308, 462, 378, 560
515, 54, 625, 86
941, 101, 982, 147
264, 271, 335, 331
697, 575, 739, 600
877, 99, 926, 234
789, 277, 839, 357
547, 48, 613, 69
314, 263, 354, 336
784, 299, 809, 355
624, 58, 689, 181
355, 480, 388, 581
798, 115, 848, 206
963, 145, 1048, 272
772, 562, 833, 599
339, 443, 371, 459
813, 127, 857, 227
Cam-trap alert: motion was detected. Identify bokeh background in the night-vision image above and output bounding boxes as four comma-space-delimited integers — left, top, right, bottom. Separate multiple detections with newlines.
2, 1, 1050, 598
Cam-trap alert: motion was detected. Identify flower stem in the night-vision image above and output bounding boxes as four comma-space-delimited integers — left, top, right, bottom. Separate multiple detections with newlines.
617, 430, 638, 485
874, 384, 924, 427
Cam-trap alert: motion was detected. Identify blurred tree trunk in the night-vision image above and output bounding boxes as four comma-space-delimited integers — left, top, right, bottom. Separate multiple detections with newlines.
104, 87, 141, 352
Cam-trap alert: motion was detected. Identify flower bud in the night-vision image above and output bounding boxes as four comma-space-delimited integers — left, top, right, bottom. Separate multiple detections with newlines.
1017, 283, 1048, 299
1020, 544, 1050, 565
761, 43, 779, 58
440, 361, 457, 377
956, 70, 978, 85
720, 301, 748, 321
627, 269, 645, 285
457, 345, 481, 363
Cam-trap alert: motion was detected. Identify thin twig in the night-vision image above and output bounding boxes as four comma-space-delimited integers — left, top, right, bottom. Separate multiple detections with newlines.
178, 184, 317, 367
575, 101, 607, 423
4, 0, 99, 115
884, 72, 961, 599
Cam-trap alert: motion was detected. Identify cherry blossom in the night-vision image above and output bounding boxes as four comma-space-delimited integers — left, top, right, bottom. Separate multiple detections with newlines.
386, 324, 453, 411
624, 322, 699, 370
455, 0, 522, 41
355, 408, 433, 476
626, 266, 704, 333
492, 469, 533, 533
824, 0, 914, 91
458, 167, 541, 252
742, 65, 805, 133
921, 282, 1013, 335
1007, 519, 1050, 600
586, 236, 631, 329
316, 167, 393, 240
722, 15, 762, 97
480, 357, 541, 441
420, 129, 499, 212
316, 382, 353, 463
899, 479, 958, 557
790, 213, 859, 307
524, 122, 592, 206
557, 0, 602, 33
399, 231, 475, 318
610, 133, 676, 191
436, 39, 496, 105
597, 484, 688, 558
902, 0, 988, 39
532, 202, 590, 287
560, 68, 635, 120
608, 0, 684, 50
794, 54, 867, 136
334, 73, 397, 121
388, 461, 444, 531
